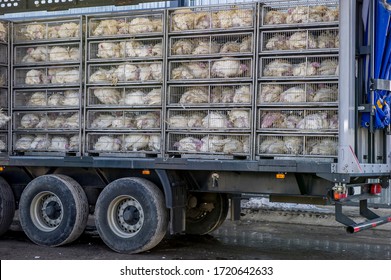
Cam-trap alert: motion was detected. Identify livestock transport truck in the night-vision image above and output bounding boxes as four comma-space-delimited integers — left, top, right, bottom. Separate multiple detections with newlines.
0, 0, 390, 254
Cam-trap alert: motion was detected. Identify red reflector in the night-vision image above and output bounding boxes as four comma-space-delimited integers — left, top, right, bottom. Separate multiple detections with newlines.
372, 223, 377, 228
354, 227, 360, 233
388, 217, 391, 222
370, 184, 382, 194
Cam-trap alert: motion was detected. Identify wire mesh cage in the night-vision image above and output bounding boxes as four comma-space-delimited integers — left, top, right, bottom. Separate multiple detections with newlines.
88, 38, 163, 61
87, 12, 164, 38
14, 66, 81, 87
305, 135, 338, 157
0, 133, 7, 152
0, 20, 9, 43
169, 32, 253, 57
13, 88, 81, 109
167, 108, 251, 130
88, 62, 163, 84
260, 1, 339, 27
87, 86, 162, 107
257, 134, 304, 156
86, 109, 161, 131
13, 133, 81, 153
0, 108, 9, 130
260, 27, 339, 53
168, 3, 256, 33
0, 44, 8, 64
259, 55, 339, 79
14, 43, 81, 65
0, 88, 7, 107
13, 111, 80, 131
166, 132, 251, 158
13, 18, 82, 43
169, 58, 252, 81
85, 133, 162, 155
167, 83, 253, 106
258, 81, 338, 105
257, 108, 338, 132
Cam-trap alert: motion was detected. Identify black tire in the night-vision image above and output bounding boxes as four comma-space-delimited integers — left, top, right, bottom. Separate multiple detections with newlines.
19, 174, 89, 247
95, 177, 168, 254
0, 177, 15, 236
186, 193, 229, 235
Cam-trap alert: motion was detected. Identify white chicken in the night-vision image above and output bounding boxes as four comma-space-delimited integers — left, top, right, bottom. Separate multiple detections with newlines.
279, 87, 306, 103
93, 136, 121, 152
143, 88, 161, 105
172, 39, 194, 55
51, 115, 66, 129
152, 43, 163, 57
211, 58, 248, 78
25, 69, 46, 85
202, 112, 230, 129
15, 135, 35, 150
284, 137, 303, 155
171, 65, 194, 80
49, 68, 80, 84
260, 112, 285, 128
240, 36, 252, 52
228, 109, 250, 128
138, 64, 152, 81
309, 5, 329, 22
91, 114, 115, 129
193, 40, 220, 55
0, 110, 10, 128
174, 137, 202, 152
211, 87, 234, 103
111, 116, 133, 129
200, 136, 225, 153
93, 88, 122, 105
69, 135, 79, 151
187, 113, 204, 128
308, 138, 337, 155
123, 135, 149, 151
22, 46, 48, 62
323, 8, 339, 22
28, 92, 46, 106
259, 84, 284, 103
179, 87, 209, 104
62, 91, 79, 106
24, 24, 45, 40
286, 6, 309, 24
260, 138, 287, 154
150, 63, 162, 81
58, 22, 79, 38
186, 62, 209, 79
122, 90, 145, 105
49, 136, 69, 151
35, 115, 51, 129
233, 86, 251, 103
264, 10, 287, 25
265, 34, 288, 51
317, 31, 337, 49
20, 113, 40, 128
97, 42, 121, 59
0, 21, 7, 42
219, 41, 241, 53
171, 9, 195, 31
282, 114, 303, 129
30, 135, 51, 150
169, 114, 189, 129
128, 17, 154, 34
48, 93, 64, 106
63, 113, 79, 129
318, 59, 339, 76
148, 135, 161, 151
287, 32, 317, 50
263, 59, 292, 77
309, 87, 338, 102
223, 138, 244, 154
297, 113, 329, 130
292, 62, 320, 76
92, 20, 120, 36
135, 112, 160, 129
0, 139, 5, 151
111, 64, 139, 83
89, 69, 112, 83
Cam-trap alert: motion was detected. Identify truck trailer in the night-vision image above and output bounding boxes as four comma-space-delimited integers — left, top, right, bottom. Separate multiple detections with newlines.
0, 0, 390, 254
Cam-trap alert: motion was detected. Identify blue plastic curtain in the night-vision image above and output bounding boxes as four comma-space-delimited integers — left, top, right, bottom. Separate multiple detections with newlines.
361, 0, 391, 129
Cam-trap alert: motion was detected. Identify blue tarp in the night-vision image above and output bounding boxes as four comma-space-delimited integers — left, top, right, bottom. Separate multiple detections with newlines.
362, 0, 391, 129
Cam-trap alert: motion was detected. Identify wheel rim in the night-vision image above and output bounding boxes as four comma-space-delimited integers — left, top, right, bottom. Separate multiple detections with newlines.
30, 191, 63, 232
107, 195, 144, 238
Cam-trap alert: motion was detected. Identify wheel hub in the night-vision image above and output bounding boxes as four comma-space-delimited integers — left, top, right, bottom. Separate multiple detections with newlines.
45, 201, 62, 220
122, 206, 140, 225
31, 192, 63, 232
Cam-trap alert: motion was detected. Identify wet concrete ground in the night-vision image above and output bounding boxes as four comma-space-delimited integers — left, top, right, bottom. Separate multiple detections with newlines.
0, 217, 390, 260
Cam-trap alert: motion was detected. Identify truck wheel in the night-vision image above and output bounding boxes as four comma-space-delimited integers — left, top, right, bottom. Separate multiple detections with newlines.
186, 193, 229, 235
95, 177, 168, 254
19, 175, 88, 247
0, 177, 15, 236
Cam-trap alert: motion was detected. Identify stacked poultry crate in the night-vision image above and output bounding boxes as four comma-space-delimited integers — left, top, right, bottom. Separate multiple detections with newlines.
166, 3, 256, 159
11, 17, 83, 156
85, 10, 165, 157
0, 20, 9, 155
257, 1, 339, 159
